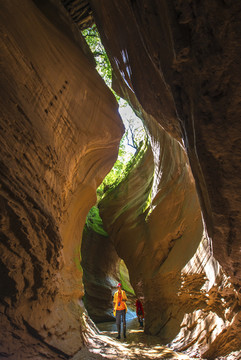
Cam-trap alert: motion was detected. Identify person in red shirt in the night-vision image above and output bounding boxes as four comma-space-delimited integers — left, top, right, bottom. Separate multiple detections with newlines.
136, 299, 144, 327
113, 283, 127, 339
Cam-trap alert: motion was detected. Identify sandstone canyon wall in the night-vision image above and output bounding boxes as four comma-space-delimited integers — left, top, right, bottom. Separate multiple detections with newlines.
89, 0, 241, 358
81, 222, 121, 323
98, 113, 207, 354
1, 0, 241, 359
90, 0, 241, 287
0, 0, 123, 358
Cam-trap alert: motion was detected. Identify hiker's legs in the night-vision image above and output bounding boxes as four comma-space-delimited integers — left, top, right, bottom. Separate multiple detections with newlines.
139, 316, 143, 327
122, 310, 126, 338
138, 314, 144, 327
123, 324, 126, 338
116, 310, 127, 339
117, 323, 121, 339
116, 311, 121, 339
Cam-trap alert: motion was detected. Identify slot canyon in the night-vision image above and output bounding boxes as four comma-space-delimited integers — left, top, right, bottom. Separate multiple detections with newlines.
1, 0, 241, 359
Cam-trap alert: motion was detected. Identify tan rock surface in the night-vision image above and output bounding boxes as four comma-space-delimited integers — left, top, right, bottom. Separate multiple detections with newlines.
90, 0, 241, 286
81, 226, 120, 322
99, 113, 206, 350
0, 0, 123, 357
89, 0, 241, 357
1, 0, 241, 359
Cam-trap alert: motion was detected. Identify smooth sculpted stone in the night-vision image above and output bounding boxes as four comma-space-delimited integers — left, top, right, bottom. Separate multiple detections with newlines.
99, 115, 205, 346
1, 0, 241, 359
89, 0, 241, 357
0, 0, 123, 358
81, 208, 135, 324
81, 225, 120, 323
91, 0, 241, 286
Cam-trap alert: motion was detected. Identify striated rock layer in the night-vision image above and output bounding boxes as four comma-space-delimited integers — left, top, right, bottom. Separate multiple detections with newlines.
99, 111, 206, 350
89, 0, 241, 357
1, 0, 241, 359
0, 0, 123, 358
90, 0, 241, 286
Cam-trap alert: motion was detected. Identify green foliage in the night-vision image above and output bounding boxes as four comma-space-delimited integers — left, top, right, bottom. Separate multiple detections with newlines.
142, 188, 153, 215
82, 25, 148, 200
82, 24, 150, 227
119, 260, 135, 295
85, 206, 108, 236
98, 136, 149, 200
74, 250, 83, 272
82, 25, 120, 100
97, 135, 131, 200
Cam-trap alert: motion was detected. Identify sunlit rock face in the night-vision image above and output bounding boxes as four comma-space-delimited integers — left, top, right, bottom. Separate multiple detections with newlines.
170, 236, 241, 359
99, 114, 205, 347
0, 0, 123, 358
90, 0, 241, 285
1, 0, 241, 358
89, 0, 241, 357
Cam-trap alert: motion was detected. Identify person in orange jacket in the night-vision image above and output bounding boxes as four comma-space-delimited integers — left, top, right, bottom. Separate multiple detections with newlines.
136, 298, 144, 327
113, 283, 127, 339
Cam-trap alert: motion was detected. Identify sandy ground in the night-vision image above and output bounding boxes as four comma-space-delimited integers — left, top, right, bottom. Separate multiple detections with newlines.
71, 313, 201, 360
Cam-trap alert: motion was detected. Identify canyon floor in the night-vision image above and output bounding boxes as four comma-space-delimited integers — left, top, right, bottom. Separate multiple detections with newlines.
71, 314, 200, 360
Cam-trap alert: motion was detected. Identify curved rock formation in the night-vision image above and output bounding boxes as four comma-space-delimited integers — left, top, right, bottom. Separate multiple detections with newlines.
1, 0, 241, 359
99, 113, 204, 343
171, 236, 241, 359
90, 0, 241, 288
81, 219, 120, 323
88, 0, 241, 357
0, 0, 123, 357
81, 221, 135, 323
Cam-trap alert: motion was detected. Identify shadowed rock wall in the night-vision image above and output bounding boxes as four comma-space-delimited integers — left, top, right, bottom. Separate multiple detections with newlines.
89, 0, 241, 357
99, 113, 205, 345
1, 0, 241, 358
90, 0, 241, 286
0, 0, 123, 358
81, 225, 120, 323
